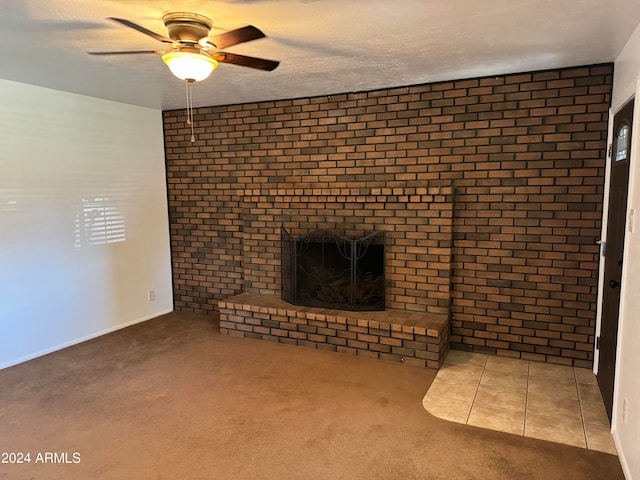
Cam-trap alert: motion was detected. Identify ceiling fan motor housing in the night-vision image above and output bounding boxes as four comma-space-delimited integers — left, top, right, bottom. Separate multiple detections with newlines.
162, 12, 213, 43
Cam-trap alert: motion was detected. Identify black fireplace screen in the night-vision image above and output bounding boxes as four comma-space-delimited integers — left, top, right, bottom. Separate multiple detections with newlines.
281, 227, 385, 311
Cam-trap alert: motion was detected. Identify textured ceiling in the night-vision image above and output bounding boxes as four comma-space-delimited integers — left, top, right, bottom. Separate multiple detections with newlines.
1, 0, 640, 110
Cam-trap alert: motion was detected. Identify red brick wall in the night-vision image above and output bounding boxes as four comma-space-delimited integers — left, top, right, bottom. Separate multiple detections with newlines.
164, 63, 612, 367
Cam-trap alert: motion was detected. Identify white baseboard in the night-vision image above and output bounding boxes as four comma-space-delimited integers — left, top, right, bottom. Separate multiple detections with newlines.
0, 308, 174, 371
612, 427, 632, 480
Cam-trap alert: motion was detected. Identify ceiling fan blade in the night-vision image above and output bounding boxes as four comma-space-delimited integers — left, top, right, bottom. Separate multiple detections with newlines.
107, 17, 172, 43
209, 25, 265, 49
215, 52, 279, 71
88, 50, 163, 55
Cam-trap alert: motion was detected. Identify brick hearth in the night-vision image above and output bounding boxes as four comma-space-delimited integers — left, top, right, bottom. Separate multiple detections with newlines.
219, 293, 450, 369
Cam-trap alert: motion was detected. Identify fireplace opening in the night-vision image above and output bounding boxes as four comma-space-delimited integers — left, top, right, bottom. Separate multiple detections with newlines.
281, 227, 385, 311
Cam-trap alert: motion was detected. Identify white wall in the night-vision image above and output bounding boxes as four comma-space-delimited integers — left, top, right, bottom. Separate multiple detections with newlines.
608, 20, 640, 480
0, 79, 173, 369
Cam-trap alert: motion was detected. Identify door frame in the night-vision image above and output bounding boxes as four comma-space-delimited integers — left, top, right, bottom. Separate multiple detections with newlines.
594, 87, 639, 427
593, 108, 615, 376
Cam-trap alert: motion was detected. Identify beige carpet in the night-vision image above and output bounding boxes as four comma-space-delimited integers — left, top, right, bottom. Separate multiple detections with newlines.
0, 311, 624, 479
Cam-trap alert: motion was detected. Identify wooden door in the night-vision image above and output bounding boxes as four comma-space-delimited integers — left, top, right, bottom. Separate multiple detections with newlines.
597, 99, 634, 422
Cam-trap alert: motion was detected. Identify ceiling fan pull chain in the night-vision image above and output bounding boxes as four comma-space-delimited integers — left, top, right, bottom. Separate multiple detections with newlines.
185, 79, 196, 143
185, 79, 191, 126
190, 82, 196, 143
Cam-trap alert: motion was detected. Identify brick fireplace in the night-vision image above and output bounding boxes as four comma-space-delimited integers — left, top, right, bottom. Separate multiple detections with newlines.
164, 63, 612, 368
212, 186, 454, 368
239, 186, 453, 313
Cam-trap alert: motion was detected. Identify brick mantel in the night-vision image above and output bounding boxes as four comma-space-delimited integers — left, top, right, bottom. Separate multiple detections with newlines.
238, 186, 451, 198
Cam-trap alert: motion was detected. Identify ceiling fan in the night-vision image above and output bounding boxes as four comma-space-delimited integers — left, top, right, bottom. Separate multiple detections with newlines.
89, 12, 280, 82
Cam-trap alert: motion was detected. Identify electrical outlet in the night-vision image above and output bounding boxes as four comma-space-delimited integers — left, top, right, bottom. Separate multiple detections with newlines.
629, 209, 636, 234
148, 290, 156, 302
622, 397, 628, 423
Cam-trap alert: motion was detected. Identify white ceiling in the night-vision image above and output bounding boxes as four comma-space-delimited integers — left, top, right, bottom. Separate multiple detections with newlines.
2, 0, 640, 111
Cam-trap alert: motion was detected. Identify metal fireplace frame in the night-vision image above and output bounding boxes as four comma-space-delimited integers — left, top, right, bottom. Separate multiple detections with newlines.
281, 226, 385, 311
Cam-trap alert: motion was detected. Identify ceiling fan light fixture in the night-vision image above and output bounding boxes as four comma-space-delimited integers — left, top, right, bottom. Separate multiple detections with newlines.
162, 51, 218, 82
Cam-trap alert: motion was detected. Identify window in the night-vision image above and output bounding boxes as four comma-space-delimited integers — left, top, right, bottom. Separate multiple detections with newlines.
616, 124, 630, 162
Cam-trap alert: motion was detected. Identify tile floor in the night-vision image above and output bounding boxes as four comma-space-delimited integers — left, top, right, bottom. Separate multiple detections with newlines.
422, 350, 617, 455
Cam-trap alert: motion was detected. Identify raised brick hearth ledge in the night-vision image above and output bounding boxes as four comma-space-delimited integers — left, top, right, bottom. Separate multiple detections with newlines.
218, 293, 450, 369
